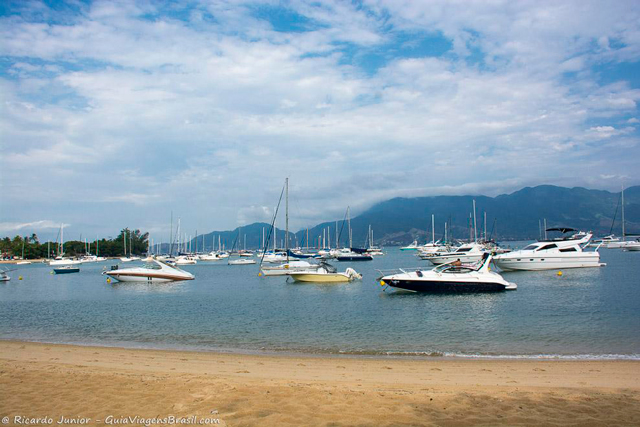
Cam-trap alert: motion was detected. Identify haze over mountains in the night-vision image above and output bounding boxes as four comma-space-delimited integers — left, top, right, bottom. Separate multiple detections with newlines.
189, 185, 640, 251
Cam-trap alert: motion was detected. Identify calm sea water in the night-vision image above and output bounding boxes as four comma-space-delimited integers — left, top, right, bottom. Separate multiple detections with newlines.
1, 245, 639, 359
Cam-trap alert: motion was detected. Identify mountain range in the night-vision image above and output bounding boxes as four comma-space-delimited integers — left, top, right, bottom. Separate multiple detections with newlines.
187, 185, 639, 251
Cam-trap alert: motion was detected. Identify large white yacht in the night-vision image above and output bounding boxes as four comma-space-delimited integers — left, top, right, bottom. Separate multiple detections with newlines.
493, 229, 605, 271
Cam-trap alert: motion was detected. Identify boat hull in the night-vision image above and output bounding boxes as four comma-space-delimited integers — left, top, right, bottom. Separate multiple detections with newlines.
494, 254, 604, 271
290, 273, 351, 283
105, 273, 191, 283
383, 279, 512, 293
228, 260, 256, 265
336, 255, 373, 261
54, 267, 80, 274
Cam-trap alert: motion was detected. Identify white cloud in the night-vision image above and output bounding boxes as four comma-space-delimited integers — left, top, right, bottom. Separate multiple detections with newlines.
0, 0, 639, 237
0, 221, 68, 234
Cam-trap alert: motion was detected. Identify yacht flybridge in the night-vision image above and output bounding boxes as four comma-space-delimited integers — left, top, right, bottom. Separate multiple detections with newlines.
378, 254, 516, 293
103, 259, 195, 283
493, 228, 605, 271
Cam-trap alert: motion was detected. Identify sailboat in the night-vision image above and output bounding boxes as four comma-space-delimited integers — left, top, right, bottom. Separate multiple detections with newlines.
16, 240, 31, 264
365, 225, 384, 256
259, 178, 316, 275
228, 227, 255, 265
49, 224, 82, 266
120, 229, 134, 262
604, 185, 636, 249
335, 207, 372, 261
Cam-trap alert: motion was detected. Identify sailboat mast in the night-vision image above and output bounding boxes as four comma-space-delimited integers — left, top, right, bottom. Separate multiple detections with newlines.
484, 212, 487, 242
473, 200, 478, 243
347, 206, 352, 248
431, 214, 435, 244
621, 185, 626, 241
285, 178, 289, 257
123, 229, 127, 256
444, 221, 447, 244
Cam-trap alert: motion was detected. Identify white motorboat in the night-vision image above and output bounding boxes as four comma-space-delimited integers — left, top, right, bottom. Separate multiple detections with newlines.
103, 259, 195, 283
335, 248, 373, 261
625, 239, 640, 251
259, 260, 317, 276
80, 255, 107, 263
588, 234, 620, 248
425, 243, 486, 265
417, 243, 451, 258
49, 257, 82, 266
493, 229, 605, 271
175, 255, 198, 265
199, 252, 224, 261
400, 240, 419, 251
366, 247, 385, 256
289, 263, 362, 283
378, 254, 516, 292
0, 268, 10, 282
228, 258, 256, 265
261, 252, 289, 263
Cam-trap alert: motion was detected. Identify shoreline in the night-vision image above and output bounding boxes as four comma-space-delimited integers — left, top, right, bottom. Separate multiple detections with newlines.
1, 340, 640, 425
2, 337, 639, 361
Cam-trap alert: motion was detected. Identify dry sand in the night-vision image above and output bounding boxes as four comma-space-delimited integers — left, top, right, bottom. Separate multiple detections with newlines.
1, 340, 639, 426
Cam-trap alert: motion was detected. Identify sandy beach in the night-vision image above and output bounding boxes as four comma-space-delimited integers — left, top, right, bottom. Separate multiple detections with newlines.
0, 341, 638, 426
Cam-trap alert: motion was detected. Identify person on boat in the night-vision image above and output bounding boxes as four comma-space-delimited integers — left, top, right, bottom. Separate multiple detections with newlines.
452, 259, 462, 266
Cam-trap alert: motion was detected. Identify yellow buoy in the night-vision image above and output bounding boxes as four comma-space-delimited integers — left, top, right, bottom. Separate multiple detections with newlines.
19, 276, 23, 280
106, 278, 111, 283
50, 271, 54, 275
380, 280, 385, 286
557, 271, 563, 276
258, 272, 262, 277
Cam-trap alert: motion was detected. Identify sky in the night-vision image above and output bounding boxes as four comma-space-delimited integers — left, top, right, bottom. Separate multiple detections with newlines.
1, 0, 640, 242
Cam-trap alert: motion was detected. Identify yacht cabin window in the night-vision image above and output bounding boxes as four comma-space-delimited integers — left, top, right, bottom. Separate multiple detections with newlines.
537, 244, 558, 251
559, 247, 577, 252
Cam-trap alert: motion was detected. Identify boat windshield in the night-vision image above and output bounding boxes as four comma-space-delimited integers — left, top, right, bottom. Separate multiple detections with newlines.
522, 244, 539, 250
435, 264, 474, 274
320, 262, 337, 273
142, 263, 162, 270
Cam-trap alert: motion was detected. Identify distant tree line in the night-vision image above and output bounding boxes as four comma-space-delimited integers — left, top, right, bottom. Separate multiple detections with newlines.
0, 228, 149, 259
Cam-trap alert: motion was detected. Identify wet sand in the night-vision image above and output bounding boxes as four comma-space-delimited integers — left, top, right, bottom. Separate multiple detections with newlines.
1, 340, 639, 426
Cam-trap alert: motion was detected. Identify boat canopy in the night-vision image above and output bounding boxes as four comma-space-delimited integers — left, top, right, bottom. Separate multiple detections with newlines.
546, 227, 576, 233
